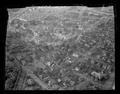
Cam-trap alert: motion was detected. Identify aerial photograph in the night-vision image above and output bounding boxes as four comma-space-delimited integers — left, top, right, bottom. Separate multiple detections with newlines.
5, 6, 115, 90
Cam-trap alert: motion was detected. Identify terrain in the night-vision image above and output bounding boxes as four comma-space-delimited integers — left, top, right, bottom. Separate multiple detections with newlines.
5, 6, 115, 90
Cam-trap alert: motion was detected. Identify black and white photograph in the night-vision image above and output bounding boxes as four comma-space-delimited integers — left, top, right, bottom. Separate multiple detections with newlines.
5, 6, 115, 90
